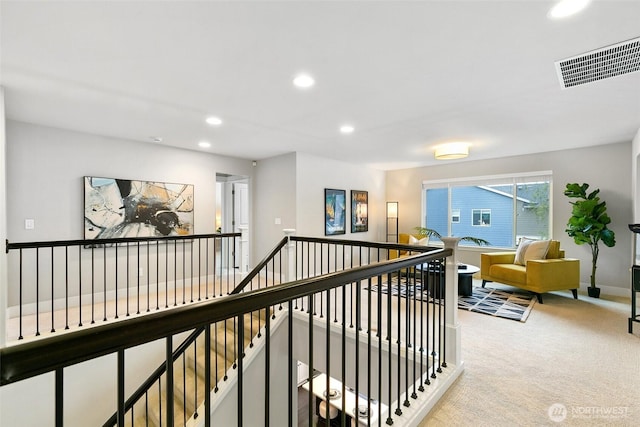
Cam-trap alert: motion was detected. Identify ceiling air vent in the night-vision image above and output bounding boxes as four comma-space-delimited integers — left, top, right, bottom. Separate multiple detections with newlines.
555, 37, 640, 89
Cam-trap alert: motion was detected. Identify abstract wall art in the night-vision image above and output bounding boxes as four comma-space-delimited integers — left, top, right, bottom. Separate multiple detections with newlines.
84, 176, 194, 239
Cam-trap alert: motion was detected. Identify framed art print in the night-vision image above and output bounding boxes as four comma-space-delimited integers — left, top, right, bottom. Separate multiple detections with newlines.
351, 190, 368, 233
84, 176, 194, 239
325, 188, 346, 236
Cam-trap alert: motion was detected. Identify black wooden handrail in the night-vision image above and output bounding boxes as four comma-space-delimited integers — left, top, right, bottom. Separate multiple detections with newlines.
6, 232, 241, 253
0, 248, 450, 386
291, 235, 437, 252
230, 236, 288, 295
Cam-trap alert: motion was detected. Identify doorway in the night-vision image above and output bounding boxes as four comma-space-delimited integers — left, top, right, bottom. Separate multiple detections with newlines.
216, 173, 250, 272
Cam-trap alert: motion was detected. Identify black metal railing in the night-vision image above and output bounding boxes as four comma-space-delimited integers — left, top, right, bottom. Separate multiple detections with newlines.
1, 244, 452, 427
100, 235, 451, 427
1, 234, 457, 426
5, 233, 240, 341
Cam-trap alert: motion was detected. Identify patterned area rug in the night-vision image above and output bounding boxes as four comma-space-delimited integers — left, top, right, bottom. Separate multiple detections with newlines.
368, 281, 536, 322
459, 287, 536, 322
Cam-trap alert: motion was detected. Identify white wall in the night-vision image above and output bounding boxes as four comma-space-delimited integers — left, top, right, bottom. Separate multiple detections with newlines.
6, 120, 254, 242
386, 142, 633, 293
633, 128, 640, 222
0, 89, 7, 346
253, 153, 297, 260
295, 152, 386, 241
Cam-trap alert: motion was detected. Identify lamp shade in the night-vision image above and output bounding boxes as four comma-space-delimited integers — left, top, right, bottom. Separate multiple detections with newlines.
386, 201, 398, 218
434, 142, 470, 160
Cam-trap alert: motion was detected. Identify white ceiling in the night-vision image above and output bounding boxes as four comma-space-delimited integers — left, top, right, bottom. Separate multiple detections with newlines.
1, 0, 639, 170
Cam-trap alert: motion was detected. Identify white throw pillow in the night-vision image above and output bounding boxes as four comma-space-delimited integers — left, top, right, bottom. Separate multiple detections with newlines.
514, 238, 550, 266
409, 235, 429, 246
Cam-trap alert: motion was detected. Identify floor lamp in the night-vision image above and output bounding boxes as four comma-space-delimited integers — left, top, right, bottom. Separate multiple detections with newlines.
386, 202, 398, 243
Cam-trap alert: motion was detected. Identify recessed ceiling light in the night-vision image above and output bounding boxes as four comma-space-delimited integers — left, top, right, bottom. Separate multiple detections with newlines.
548, 0, 590, 19
340, 125, 355, 134
206, 116, 223, 126
198, 141, 211, 148
293, 73, 315, 89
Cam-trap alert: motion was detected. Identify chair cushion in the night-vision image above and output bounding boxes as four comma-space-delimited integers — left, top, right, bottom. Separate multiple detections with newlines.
514, 238, 550, 266
546, 240, 560, 259
489, 263, 527, 284
409, 235, 429, 246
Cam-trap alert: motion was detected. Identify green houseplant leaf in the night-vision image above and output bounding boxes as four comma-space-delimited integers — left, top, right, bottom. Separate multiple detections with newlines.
564, 182, 616, 289
413, 227, 490, 246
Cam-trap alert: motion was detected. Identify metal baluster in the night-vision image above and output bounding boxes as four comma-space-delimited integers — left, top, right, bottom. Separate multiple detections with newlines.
137, 241, 141, 314
55, 368, 63, 427
377, 274, 383, 424
419, 267, 425, 392
166, 336, 174, 427
288, 300, 294, 427
205, 325, 211, 427
126, 243, 130, 316
264, 309, 271, 427
78, 245, 83, 327
214, 322, 220, 391
198, 238, 202, 301
307, 294, 314, 427
325, 288, 331, 426
355, 279, 361, 423
367, 276, 373, 427
396, 268, 403, 416
36, 248, 40, 335
182, 354, 186, 426
51, 247, 55, 332
341, 282, 347, 427
174, 240, 178, 306
182, 240, 186, 304
114, 244, 119, 319
147, 241, 150, 312
117, 350, 125, 427
103, 244, 107, 321
439, 259, 447, 370
19, 248, 23, 339
237, 313, 244, 427
205, 238, 210, 299
386, 272, 393, 425
65, 246, 69, 330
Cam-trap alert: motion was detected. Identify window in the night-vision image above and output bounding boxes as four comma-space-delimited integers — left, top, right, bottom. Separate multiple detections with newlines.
451, 209, 460, 223
472, 209, 491, 226
423, 172, 551, 248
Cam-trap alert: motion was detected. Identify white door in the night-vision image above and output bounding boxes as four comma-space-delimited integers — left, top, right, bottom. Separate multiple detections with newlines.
233, 181, 249, 271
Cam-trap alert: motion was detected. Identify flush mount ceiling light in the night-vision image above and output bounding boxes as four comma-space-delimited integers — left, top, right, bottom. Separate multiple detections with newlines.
198, 141, 211, 148
548, 0, 590, 19
434, 142, 470, 160
339, 125, 355, 134
206, 116, 223, 126
293, 73, 315, 89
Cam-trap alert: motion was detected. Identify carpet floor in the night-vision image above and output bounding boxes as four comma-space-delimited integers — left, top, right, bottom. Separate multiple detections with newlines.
419, 280, 640, 427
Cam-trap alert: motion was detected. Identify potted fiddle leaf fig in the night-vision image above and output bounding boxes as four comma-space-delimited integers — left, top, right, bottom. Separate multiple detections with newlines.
564, 183, 616, 298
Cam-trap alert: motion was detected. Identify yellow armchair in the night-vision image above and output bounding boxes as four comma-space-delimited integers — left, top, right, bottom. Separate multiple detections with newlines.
480, 240, 579, 303
388, 233, 429, 259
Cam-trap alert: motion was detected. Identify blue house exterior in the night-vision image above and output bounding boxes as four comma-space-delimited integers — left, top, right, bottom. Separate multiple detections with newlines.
425, 185, 547, 248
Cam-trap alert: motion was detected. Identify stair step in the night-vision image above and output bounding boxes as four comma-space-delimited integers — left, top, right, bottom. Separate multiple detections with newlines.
123, 309, 271, 426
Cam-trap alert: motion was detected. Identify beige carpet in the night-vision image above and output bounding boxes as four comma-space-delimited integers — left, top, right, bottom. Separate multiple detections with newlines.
420, 282, 640, 427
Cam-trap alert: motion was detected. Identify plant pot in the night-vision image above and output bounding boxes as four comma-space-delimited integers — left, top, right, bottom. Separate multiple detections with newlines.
587, 286, 601, 298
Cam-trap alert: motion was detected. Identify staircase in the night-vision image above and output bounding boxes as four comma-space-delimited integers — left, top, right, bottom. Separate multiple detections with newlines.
121, 309, 269, 427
